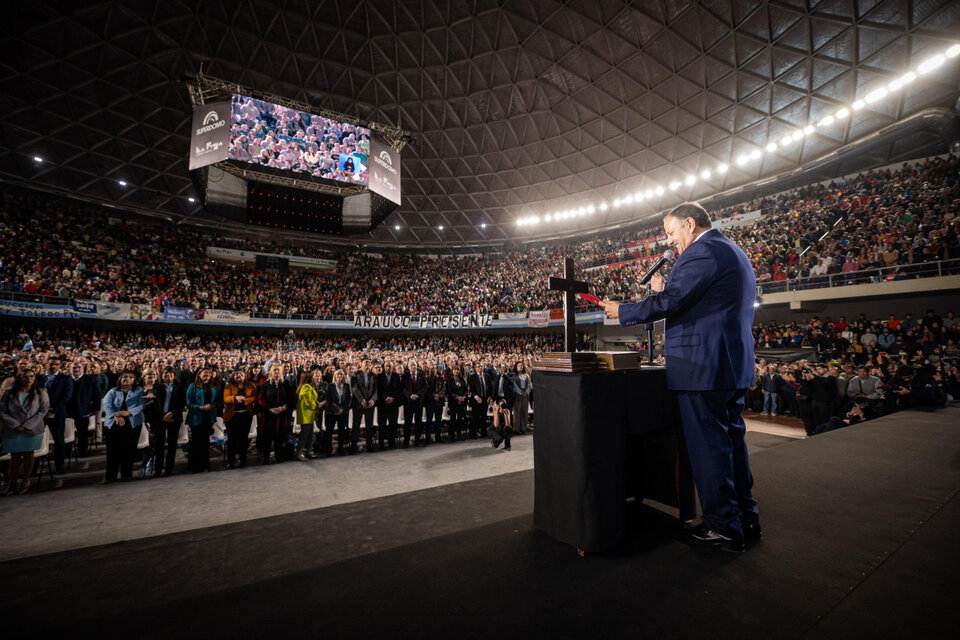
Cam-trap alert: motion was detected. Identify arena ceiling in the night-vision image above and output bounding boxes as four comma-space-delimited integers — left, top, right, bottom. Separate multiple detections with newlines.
2, 0, 960, 248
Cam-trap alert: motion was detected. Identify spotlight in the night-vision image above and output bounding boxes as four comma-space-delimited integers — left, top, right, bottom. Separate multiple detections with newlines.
395, 225, 401, 230
818, 115, 834, 127
803, 125, 814, 135
716, 164, 727, 174
480, 222, 487, 228
623, 195, 634, 204
852, 99, 865, 111
700, 170, 710, 180
766, 142, 778, 152
946, 44, 960, 58
670, 181, 681, 190
655, 185, 665, 194
749, 149, 762, 160
899, 71, 916, 86
613, 199, 621, 207
917, 54, 945, 75
836, 108, 850, 119
644, 189, 653, 199
587, 205, 595, 214
33, 156, 42, 163
188, 197, 196, 203
634, 192, 644, 201
438, 225, 444, 230
736, 155, 748, 166
545, 214, 552, 221
864, 87, 887, 104
118, 180, 127, 186
684, 175, 695, 185
599, 203, 608, 211
781, 135, 793, 146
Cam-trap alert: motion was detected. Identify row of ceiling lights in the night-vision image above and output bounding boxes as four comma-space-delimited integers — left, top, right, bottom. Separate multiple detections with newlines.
515, 44, 960, 228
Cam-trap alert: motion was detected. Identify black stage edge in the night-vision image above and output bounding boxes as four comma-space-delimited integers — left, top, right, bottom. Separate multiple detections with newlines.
2, 410, 959, 639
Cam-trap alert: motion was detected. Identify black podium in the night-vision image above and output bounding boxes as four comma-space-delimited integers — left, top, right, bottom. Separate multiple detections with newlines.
532, 366, 695, 552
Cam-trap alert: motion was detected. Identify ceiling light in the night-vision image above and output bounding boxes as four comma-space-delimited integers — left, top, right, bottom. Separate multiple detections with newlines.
531, 216, 540, 224
623, 195, 634, 204
644, 189, 653, 199
33, 156, 42, 162
684, 175, 695, 185
864, 87, 887, 104
118, 180, 128, 186
634, 192, 644, 201
188, 197, 196, 203
394, 225, 401, 230
613, 199, 621, 207
700, 170, 711, 180
516, 219, 524, 226
887, 78, 904, 91
578, 207, 586, 215
899, 71, 916, 86
946, 44, 960, 58
836, 108, 850, 119
766, 142, 778, 152
749, 149, 762, 160
717, 164, 727, 174
480, 223, 487, 229
818, 115, 834, 127
670, 181, 681, 190
587, 205, 596, 214
599, 203, 608, 211
803, 125, 815, 135
736, 155, 748, 166
917, 54, 945, 75
792, 131, 804, 142
655, 185, 665, 194
544, 214, 552, 221
781, 135, 793, 146
852, 100, 865, 111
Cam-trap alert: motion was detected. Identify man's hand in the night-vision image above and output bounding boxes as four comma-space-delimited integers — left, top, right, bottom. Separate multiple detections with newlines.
601, 299, 620, 319
649, 272, 666, 293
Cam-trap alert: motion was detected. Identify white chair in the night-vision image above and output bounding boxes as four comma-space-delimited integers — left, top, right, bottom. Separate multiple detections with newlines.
64, 418, 78, 467
32, 427, 54, 487
136, 424, 150, 450
177, 422, 190, 446
213, 417, 226, 440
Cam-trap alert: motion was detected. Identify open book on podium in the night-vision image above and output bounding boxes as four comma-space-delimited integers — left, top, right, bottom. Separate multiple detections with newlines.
533, 351, 641, 373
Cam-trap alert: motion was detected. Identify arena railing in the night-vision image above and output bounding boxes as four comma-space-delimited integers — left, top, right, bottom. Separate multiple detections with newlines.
756, 258, 960, 294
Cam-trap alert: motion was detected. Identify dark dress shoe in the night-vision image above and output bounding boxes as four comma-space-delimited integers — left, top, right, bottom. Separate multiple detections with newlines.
744, 522, 762, 543
687, 523, 745, 554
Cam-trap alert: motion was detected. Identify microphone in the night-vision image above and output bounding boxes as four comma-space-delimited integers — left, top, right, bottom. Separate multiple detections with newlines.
639, 249, 675, 286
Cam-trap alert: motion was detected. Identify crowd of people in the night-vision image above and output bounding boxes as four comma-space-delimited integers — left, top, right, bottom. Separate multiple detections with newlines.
0, 329, 563, 494
229, 94, 370, 184
2, 155, 959, 317
746, 308, 957, 436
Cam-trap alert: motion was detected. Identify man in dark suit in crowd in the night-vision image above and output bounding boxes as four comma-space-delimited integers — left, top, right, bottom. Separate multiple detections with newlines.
810, 362, 837, 427
351, 358, 378, 452
377, 361, 402, 449
402, 358, 428, 447
66, 360, 100, 457
603, 201, 761, 554
153, 366, 186, 476
468, 363, 494, 439
325, 369, 354, 455
42, 356, 74, 474
177, 356, 201, 388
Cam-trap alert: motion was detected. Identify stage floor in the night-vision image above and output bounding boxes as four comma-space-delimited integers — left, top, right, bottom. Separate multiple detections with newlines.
1, 409, 956, 638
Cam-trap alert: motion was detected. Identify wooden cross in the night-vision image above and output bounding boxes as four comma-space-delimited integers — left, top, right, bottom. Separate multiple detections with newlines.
548, 257, 589, 353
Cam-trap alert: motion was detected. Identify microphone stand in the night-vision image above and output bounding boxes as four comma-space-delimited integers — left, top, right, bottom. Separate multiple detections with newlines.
644, 283, 655, 365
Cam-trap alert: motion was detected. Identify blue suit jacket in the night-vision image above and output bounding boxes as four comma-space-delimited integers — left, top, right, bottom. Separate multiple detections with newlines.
618, 228, 756, 391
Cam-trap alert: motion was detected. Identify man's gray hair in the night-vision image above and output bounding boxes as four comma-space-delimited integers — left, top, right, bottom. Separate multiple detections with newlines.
664, 202, 712, 229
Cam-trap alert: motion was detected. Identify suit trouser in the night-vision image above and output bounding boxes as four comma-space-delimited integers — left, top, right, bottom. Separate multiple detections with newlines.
225, 413, 251, 466
424, 405, 443, 442
448, 405, 466, 439
469, 402, 487, 437
188, 416, 213, 472
378, 404, 399, 447
811, 401, 832, 429
405, 401, 424, 444
675, 389, 759, 538
105, 423, 138, 480
45, 415, 66, 471
67, 411, 90, 456
327, 412, 350, 451
353, 405, 376, 447
150, 418, 181, 475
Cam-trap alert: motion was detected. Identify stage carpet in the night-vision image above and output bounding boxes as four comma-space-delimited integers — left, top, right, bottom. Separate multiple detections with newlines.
1, 408, 957, 639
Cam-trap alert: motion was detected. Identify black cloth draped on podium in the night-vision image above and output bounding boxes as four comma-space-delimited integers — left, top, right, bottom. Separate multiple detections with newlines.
532, 366, 695, 552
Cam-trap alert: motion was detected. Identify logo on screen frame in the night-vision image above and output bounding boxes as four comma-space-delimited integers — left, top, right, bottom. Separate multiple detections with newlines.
195, 109, 226, 136
374, 148, 398, 175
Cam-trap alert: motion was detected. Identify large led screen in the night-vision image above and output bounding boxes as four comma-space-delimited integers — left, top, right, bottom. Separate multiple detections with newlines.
228, 94, 370, 186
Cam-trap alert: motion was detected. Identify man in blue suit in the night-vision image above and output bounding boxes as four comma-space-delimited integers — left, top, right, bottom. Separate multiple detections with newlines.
602, 202, 760, 553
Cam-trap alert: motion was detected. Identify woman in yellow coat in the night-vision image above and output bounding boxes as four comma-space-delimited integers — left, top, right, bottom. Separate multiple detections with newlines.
296, 368, 326, 461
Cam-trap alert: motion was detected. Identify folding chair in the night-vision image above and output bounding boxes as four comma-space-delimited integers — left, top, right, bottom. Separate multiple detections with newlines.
63, 418, 79, 468
32, 427, 54, 487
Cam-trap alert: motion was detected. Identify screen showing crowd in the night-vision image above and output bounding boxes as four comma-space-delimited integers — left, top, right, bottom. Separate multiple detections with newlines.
228, 94, 370, 186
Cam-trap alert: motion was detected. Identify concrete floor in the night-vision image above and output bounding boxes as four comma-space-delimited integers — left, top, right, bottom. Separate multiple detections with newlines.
0, 435, 534, 562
